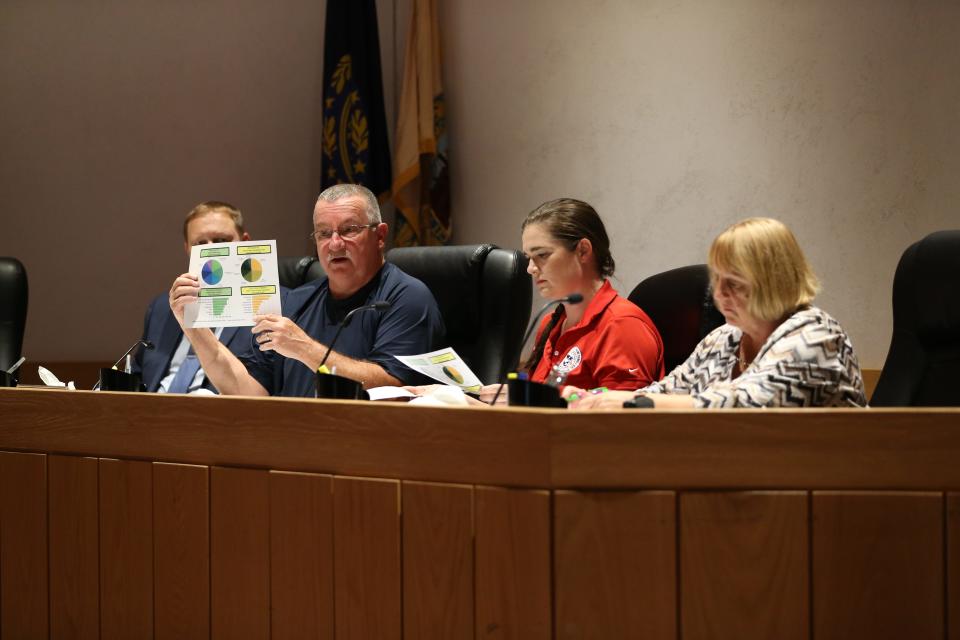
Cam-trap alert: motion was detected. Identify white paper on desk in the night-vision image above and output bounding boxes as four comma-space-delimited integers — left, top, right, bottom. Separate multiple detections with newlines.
367, 386, 418, 401
183, 240, 282, 328
394, 347, 483, 393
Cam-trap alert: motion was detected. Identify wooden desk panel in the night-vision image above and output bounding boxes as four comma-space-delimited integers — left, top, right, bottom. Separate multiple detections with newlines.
812, 491, 944, 639
99, 458, 154, 639
1, 387, 958, 638
153, 462, 209, 640
0, 451, 49, 639
48, 455, 100, 640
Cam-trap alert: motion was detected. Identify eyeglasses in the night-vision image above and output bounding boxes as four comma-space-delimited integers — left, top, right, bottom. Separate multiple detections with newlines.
308, 223, 378, 242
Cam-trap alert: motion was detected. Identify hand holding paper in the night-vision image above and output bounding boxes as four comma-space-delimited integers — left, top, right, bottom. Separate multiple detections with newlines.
183, 240, 282, 328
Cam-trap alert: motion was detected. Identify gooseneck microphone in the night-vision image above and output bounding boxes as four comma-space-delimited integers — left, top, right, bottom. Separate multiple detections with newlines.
490, 293, 583, 406
316, 301, 392, 372
94, 339, 154, 390
115, 339, 155, 373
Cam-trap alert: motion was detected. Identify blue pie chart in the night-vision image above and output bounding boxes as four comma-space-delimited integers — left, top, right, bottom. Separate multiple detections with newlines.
201, 259, 223, 285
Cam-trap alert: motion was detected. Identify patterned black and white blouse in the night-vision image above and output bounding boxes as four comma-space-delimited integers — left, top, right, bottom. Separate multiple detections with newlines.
640, 306, 866, 408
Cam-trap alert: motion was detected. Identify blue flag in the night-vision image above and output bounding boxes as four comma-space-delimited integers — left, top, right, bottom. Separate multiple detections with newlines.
321, 0, 391, 199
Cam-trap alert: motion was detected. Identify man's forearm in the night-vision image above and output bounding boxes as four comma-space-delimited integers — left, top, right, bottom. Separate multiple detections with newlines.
289, 339, 399, 389
184, 328, 268, 396
318, 350, 400, 389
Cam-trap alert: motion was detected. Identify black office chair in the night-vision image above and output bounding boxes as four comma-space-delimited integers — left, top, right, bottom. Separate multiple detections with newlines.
0, 257, 29, 371
871, 230, 960, 407
386, 244, 532, 384
627, 264, 725, 373
277, 256, 325, 289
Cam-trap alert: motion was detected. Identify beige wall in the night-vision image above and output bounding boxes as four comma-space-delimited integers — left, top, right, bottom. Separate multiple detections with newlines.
443, 0, 960, 368
0, 0, 398, 363
2, 0, 958, 369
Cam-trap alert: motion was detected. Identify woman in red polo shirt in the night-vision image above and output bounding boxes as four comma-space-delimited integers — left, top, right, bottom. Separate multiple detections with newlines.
407, 198, 664, 404
519, 198, 664, 391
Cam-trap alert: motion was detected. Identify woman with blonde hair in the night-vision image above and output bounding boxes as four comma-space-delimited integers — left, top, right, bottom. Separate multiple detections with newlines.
567, 217, 866, 409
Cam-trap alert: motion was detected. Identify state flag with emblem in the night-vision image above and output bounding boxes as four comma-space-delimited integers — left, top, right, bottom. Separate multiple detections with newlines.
391, 0, 450, 247
320, 0, 391, 199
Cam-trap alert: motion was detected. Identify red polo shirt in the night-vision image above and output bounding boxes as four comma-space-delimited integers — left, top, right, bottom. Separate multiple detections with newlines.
530, 281, 664, 390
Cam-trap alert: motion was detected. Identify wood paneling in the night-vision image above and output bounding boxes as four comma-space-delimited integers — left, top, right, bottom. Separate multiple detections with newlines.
270, 471, 335, 640
99, 458, 154, 639
49, 455, 100, 640
0, 451, 49, 639
0, 387, 551, 487
402, 481, 474, 640
813, 491, 943, 639
475, 486, 551, 640
153, 462, 209, 640
2, 388, 960, 490
548, 407, 960, 490
334, 476, 401, 640
680, 491, 808, 640
949, 493, 960, 640
861, 367, 881, 400
211, 466, 270, 639
554, 490, 676, 640
1, 389, 960, 638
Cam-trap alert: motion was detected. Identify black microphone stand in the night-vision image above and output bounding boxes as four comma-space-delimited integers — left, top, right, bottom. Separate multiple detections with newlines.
95, 339, 154, 391
489, 293, 583, 406
316, 301, 392, 372
313, 301, 391, 401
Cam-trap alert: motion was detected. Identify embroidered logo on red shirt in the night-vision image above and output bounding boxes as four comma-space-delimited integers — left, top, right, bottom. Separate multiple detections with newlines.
556, 346, 583, 372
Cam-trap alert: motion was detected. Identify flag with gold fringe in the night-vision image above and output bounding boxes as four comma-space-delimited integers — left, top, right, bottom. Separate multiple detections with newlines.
321, 0, 391, 199
392, 0, 450, 246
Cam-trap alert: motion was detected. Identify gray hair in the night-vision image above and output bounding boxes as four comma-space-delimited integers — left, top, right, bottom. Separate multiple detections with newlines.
316, 184, 382, 224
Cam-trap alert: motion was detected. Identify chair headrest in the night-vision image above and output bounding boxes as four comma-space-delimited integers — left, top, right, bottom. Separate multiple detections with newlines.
0, 257, 28, 370
893, 230, 960, 343
386, 245, 494, 336
277, 256, 323, 289
628, 264, 723, 372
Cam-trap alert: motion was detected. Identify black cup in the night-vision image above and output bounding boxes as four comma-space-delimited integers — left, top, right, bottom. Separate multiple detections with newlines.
316, 372, 369, 400
98, 368, 146, 392
508, 378, 567, 408
0, 371, 16, 388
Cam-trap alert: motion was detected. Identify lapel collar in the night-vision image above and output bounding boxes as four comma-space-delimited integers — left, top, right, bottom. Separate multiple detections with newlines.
220, 326, 240, 347
148, 313, 183, 391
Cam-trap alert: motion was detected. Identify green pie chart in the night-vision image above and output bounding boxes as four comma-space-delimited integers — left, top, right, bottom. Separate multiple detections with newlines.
241, 258, 263, 282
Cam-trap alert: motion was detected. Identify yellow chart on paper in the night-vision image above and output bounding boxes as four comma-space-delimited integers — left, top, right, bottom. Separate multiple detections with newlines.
252, 295, 271, 314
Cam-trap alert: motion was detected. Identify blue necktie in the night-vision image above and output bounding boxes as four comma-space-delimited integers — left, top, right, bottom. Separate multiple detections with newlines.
168, 351, 201, 394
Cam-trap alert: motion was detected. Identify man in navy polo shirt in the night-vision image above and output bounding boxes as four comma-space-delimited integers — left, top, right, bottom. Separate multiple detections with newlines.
168, 184, 444, 397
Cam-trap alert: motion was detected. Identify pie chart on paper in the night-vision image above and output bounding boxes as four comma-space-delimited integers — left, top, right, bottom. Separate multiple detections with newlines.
201, 259, 223, 285
442, 365, 465, 385
241, 258, 263, 282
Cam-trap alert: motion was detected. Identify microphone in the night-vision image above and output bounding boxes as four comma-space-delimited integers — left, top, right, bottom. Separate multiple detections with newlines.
94, 339, 154, 390
317, 301, 392, 372
490, 293, 583, 406
114, 339, 155, 372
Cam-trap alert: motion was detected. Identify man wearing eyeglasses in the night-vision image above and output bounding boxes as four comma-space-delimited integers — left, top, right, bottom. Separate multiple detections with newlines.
168, 184, 444, 397
132, 201, 257, 394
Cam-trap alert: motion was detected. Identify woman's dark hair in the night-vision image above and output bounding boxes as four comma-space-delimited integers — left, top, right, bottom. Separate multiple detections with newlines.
521, 198, 615, 277
520, 198, 614, 373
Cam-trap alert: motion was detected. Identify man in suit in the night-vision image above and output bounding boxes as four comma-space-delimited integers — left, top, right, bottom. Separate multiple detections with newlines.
132, 201, 255, 393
